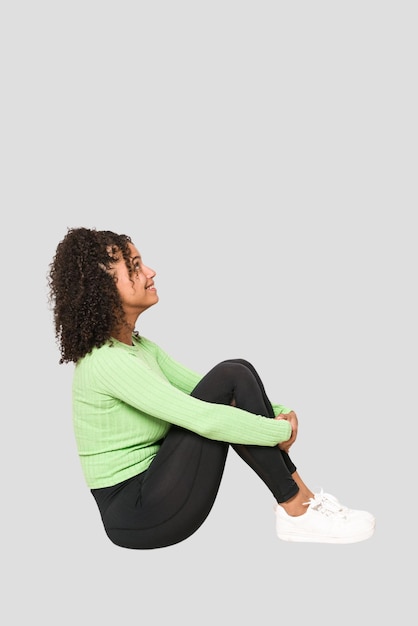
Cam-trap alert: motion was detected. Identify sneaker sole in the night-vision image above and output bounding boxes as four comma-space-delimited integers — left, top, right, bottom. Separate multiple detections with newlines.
277, 522, 375, 544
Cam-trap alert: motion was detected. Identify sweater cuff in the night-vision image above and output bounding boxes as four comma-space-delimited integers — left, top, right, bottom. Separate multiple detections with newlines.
272, 403, 293, 415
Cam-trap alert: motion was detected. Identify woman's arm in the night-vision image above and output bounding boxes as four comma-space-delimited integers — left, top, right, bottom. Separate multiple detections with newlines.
90, 345, 292, 447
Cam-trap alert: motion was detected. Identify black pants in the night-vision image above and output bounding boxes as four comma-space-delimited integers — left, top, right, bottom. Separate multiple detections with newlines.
91, 359, 298, 549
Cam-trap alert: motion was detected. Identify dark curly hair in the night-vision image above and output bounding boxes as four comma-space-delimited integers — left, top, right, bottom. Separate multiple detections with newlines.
48, 227, 135, 364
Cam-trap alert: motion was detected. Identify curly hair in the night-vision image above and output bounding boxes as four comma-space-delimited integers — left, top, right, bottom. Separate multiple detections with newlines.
48, 227, 134, 364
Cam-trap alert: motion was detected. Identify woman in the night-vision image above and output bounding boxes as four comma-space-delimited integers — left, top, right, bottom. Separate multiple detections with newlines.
48, 227, 375, 549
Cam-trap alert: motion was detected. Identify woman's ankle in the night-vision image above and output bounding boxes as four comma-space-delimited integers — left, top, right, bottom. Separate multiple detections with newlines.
279, 490, 312, 517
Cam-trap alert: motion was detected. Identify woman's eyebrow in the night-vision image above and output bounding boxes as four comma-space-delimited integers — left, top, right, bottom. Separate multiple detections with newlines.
131, 255, 142, 263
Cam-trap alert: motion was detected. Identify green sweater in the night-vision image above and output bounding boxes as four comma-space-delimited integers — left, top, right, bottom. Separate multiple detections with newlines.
72, 334, 293, 488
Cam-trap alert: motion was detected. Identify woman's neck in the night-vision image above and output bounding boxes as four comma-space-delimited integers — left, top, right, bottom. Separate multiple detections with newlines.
111, 322, 136, 346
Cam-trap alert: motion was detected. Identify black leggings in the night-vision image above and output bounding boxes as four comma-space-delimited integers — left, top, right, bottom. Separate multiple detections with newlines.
91, 359, 298, 549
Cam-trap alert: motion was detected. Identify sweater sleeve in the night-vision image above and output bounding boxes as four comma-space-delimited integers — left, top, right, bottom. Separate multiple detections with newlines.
146, 339, 204, 394
92, 346, 292, 446
272, 403, 293, 415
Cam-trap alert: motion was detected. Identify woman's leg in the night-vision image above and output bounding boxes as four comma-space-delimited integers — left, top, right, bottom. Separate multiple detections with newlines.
220, 359, 314, 515
222, 359, 314, 515
92, 427, 229, 549
190, 359, 300, 504
210, 361, 375, 543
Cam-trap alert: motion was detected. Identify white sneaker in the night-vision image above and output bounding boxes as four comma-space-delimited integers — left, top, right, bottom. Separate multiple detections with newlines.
275, 490, 375, 544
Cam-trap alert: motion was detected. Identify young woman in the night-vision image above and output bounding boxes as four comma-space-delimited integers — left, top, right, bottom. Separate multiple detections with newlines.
48, 227, 375, 549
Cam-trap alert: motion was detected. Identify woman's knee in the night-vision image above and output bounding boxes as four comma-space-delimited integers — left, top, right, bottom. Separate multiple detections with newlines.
214, 360, 255, 382
220, 358, 252, 368
192, 360, 258, 404
218, 359, 255, 377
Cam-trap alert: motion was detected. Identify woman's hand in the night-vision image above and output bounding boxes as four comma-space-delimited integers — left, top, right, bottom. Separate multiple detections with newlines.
275, 411, 298, 453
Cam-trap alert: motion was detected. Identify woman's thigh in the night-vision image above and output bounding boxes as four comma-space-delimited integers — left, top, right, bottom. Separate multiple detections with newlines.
93, 426, 229, 549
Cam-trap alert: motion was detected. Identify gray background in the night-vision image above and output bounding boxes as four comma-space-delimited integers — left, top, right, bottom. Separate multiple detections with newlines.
2, 1, 416, 624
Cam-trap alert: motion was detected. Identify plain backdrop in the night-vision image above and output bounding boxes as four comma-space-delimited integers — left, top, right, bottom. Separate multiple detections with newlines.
2, 1, 416, 624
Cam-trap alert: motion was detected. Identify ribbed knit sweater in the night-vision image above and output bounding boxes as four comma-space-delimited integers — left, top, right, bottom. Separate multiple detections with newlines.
72, 334, 293, 488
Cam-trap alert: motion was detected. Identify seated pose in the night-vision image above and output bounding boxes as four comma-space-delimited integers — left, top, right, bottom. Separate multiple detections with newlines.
48, 227, 375, 549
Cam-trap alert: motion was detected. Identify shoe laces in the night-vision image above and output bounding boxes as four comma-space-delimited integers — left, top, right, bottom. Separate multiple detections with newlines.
304, 489, 349, 518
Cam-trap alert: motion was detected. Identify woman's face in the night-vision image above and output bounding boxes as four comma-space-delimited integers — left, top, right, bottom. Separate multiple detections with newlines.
112, 242, 159, 315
